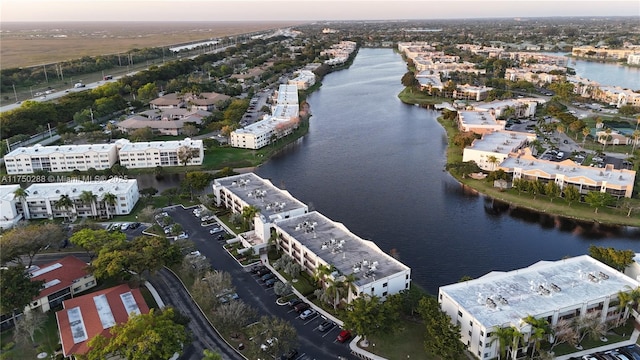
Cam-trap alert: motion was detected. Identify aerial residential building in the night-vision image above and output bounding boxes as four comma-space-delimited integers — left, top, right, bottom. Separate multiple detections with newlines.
628, 54, 640, 66
289, 70, 317, 90
439, 255, 640, 360
230, 116, 300, 150
22, 179, 140, 220
4, 143, 118, 175
462, 131, 536, 171
415, 71, 444, 93
572, 46, 637, 61
500, 149, 636, 198
273, 211, 412, 303
457, 110, 506, 134
212, 172, 308, 251
454, 84, 493, 101
117, 108, 211, 136
274, 84, 299, 106
321, 41, 357, 65
27, 256, 96, 313
594, 86, 640, 108
0, 255, 96, 330
474, 98, 540, 119
150, 92, 230, 111
56, 284, 149, 358
0, 184, 22, 229
115, 138, 204, 168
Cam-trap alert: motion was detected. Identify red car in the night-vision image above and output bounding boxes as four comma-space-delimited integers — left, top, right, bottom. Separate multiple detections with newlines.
336, 330, 352, 343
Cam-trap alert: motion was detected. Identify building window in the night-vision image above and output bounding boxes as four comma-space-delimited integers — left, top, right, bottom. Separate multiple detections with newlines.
468, 330, 472, 336
458, 310, 463, 317
382, 282, 388, 287
480, 330, 484, 336
479, 341, 483, 347
470, 321, 473, 326
382, 291, 388, 297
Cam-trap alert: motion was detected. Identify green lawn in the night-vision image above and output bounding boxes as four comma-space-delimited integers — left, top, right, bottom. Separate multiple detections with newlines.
0, 311, 61, 360
366, 320, 436, 360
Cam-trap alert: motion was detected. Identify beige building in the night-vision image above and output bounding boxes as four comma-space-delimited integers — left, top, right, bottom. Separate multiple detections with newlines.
150, 92, 229, 111
500, 149, 636, 198
462, 131, 536, 171
117, 108, 211, 136
4, 143, 118, 175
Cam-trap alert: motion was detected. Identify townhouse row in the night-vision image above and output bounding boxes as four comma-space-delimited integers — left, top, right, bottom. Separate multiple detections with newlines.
3, 137, 204, 174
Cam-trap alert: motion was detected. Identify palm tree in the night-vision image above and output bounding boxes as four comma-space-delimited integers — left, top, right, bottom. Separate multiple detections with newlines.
13, 187, 30, 220
79, 190, 98, 218
342, 273, 358, 302
102, 192, 117, 219
489, 326, 514, 360
523, 315, 552, 357
487, 155, 499, 171
241, 205, 260, 229
582, 127, 590, 148
312, 263, 333, 288
600, 128, 612, 152
324, 277, 345, 310
617, 286, 640, 322
54, 194, 74, 222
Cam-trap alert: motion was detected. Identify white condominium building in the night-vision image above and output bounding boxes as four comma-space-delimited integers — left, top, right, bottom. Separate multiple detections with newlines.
115, 138, 204, 168
0, 184, 22, 229
212, 173, 308, 235
22, 179, 139, 220
439, 255, 640, 360
457, 110, 506, 134
288, 70, 316, 90
275, 84, 299, 105
4, 143, 118, 175
230, 116, 299, 150
274, 211, 412, 302
462, 131, 536, 171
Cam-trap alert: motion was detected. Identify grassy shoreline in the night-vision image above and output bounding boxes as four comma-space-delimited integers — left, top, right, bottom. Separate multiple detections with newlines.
413, 94, 640, 227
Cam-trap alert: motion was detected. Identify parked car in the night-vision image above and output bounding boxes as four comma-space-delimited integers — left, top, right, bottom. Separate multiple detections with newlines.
318, 320, 335, 332
287, 298, 302, 308
216, 234, 225, 241
261, 273, 275, 282
293, 302, 310, 313
176, 232, 189, 239
120, 223, 130, 231
265, 278, 277, 288
336, 330, 351, 343
278, 349, 299, 360
256, 269, 271, 277
299, 309, 317, 320
209, 227, 222, 234
252, 265, 267, 273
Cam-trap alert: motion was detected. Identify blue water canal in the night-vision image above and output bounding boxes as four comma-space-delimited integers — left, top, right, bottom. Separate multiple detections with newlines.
254, 48, 640, 295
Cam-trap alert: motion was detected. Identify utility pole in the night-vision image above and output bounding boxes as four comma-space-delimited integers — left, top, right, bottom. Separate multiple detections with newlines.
43, 65, 49, 83
12, 84, 18, 102
48, 123, 53, 138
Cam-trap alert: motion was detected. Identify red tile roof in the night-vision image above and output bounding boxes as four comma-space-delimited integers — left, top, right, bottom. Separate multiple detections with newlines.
56, 284, 150, 357
29, 255, 90, 299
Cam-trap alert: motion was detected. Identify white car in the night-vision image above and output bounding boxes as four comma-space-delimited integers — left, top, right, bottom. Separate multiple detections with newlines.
120, 223, 129, 230
209, 227, 222, 234
299, 309, 317, 320
260, 337, 277, 351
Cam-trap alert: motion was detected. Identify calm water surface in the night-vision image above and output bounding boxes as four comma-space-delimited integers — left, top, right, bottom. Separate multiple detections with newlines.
252, 48, 639, 295
546, 52, 640, 90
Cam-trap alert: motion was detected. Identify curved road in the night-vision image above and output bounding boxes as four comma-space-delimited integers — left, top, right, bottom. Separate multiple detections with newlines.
149, 268, 245, 360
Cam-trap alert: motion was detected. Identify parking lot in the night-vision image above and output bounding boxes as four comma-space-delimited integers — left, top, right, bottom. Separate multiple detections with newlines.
162, 205, 357, 360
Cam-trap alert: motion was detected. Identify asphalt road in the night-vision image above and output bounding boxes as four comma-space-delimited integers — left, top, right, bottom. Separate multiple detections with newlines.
164, 205, 358, 360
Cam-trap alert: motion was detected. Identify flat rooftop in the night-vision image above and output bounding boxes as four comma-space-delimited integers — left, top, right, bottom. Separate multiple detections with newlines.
468, 131, 535, 154
0, 184, 20, 201
6, 143, 115, 157
459, 110, 498, 126
234, 117, 291, 136
440, 255, 640, 328
275, 211, 409, 287
214, 173, 307, 217
500, 156, 636, 187
25, 179, 138, 199
116, 138, 202, 152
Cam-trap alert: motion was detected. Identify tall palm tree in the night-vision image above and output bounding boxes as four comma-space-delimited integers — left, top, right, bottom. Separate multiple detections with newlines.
631, 130, 640, 155
79, 190, 98, 218
601, 128, 612, 152
54, 194, 74, 222
487, 155, 499, 171
312, 263, 333, 288
102, 192, 117, 219
13, 187, 30, 220
342, 273, 358, 302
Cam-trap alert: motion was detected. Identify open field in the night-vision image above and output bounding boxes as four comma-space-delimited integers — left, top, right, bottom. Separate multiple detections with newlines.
0, 21, 304, 69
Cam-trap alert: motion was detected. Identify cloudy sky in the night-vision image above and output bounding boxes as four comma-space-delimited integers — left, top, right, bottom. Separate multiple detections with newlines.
2, 0, 639, 22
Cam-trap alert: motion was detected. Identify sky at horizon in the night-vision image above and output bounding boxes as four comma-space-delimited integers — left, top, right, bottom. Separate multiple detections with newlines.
2, 0, 639, 22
